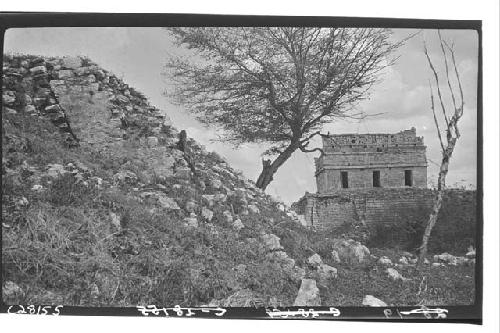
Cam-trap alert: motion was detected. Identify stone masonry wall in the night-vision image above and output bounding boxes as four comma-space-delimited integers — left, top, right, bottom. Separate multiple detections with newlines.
317, 166, 427, 191
295, 188, 476, 230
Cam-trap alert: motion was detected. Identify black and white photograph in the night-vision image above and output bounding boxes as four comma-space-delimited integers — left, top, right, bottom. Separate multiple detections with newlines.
0, 4, 497, 329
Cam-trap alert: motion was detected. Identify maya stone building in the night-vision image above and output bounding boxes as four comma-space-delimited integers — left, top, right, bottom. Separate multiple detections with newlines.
314, 127, 427, 193
292, 128, 437, 229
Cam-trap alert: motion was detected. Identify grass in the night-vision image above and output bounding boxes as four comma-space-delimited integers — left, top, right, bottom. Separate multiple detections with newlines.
321, 260, 475, 306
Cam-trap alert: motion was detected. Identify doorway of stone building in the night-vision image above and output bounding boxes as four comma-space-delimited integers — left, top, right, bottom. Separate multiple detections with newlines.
373, 170, 381, 187
405, 170, 413, 187
341, 171, 349, 188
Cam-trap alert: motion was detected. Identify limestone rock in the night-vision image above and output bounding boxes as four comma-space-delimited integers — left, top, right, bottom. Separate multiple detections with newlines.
266, 251, 295, 269
331, 250, 341, 263
147, 136, 159, 147
434, 253, 458, 266
232, 218, 244, 230
331, 238, 370, 265
113, 170, 137, 183
184, 213, 198, 228
185, 200, 197, 213
316, 264, 338, 285
386, 267, 407, 281
293, 279, 321, 306
247, 204, 260, 214
109, 212, 121, 230
221, 210, 233, 223
174, 167, 191, 179
90, 283, 100, 299
88, 83, 100, 93
2, 281, 24, 303
46, 163, 69, 178
291, 266, 307, 282
378, 256, 392, 265
31, 184, 44, 191
2, 91, 16, 105
58, 69, 73, 79
24, 105, 37, 114
233, 264, 247, 275
50, 79, 65, 86
307, 253, 323, 267
201, 207, 214, 221
30, 65, 47, 75
261, 233, 283, 251
399, 257, 409, 265
202, 195, 215, 207
214, 193, 227, 203
62, 56, 82, 69
157, 196, 180, 210
209, 177, 222, 189
362, 295, 387, 307
141, 191, 180, 210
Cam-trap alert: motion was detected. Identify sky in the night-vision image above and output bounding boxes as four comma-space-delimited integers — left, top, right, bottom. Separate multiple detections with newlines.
3, 27, 478, 204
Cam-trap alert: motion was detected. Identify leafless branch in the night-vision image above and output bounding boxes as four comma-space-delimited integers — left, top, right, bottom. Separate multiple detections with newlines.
428, 80, 445, 153
423, 41, 450, 129
438, 30, 458, 112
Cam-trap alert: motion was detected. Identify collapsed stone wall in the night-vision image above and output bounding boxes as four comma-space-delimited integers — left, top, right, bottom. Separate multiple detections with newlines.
294, 188, 476, 230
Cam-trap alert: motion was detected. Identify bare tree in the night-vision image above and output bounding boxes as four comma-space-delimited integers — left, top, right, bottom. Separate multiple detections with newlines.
418, 31, 465, 266
164, 27, 405, 190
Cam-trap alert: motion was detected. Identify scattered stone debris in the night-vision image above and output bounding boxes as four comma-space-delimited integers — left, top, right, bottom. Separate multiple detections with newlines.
362, 295, 388, 307
222, 210, 233, 224
399, 257, 409, 265
331, 250, 341, 263
307, 253, 323, 267
109, 212, 121, 230
315, 264, 338, 285
232, 218, 244, 231
201, 207, 214, 222
386, 267, 408, 281
331, 238, 370, 264
2, 281, 25, 303
377, 256, 393, 265
184, 213, 198, 228
293, 279, 321, 306
433, 252, 473, 266
261, 233, 283, 251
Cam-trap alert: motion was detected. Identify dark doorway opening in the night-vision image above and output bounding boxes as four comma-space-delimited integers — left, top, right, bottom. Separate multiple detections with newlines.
341, 171, 349, 188
373, 170, 381, 187
405, 170, 413, 187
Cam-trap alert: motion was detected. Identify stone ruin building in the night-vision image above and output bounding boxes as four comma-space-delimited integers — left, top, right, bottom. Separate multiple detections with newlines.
315, 127, 427, 193
293, 128, 439, 229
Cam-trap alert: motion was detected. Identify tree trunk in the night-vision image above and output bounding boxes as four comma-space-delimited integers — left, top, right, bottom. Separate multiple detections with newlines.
255, 142, 299, 190
418, 189, 444, 265
417, 154, 451, 267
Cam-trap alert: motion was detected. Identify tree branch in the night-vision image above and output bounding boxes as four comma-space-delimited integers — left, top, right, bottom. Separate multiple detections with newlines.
424, 41, 450, 129
428, 80, 446, 153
